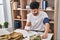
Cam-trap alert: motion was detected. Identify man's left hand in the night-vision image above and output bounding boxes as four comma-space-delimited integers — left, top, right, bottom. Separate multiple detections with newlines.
41, 32, 48, 39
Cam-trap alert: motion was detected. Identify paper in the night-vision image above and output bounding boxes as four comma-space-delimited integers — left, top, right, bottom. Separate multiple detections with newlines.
14, 29, 53, 40
37, 32, 53, 40
14, 29, 38, 37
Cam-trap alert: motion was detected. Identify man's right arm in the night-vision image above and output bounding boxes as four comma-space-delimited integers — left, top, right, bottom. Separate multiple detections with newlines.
24, 14, 31, 31
24, 22, 31, 31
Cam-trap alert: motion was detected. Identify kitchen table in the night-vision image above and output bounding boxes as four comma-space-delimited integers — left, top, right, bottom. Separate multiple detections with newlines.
0, 29, 53, 40
14, 29, 53, 40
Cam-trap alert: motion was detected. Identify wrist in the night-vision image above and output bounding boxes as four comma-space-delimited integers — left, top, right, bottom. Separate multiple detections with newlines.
25, 26, 31, 30
44, 31, 48, 34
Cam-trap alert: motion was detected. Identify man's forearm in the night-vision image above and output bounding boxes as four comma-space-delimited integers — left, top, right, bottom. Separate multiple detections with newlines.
45, 23, 50, 33
25, 22, 31, 30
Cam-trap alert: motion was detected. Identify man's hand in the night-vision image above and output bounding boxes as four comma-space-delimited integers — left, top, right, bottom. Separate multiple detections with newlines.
24, 26, 31, 32
41, 23, 50, 39
25, 30, 30, 32
25, 22, 31, 32
41, 32, 48, 39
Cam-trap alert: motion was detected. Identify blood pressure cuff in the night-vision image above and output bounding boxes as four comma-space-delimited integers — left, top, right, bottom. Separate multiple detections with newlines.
43, 18, 49, 24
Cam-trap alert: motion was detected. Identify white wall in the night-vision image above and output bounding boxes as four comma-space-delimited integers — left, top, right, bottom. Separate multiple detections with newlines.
0, 0, 5, 25
0, 0, 12, 27
0, 0, 3, 4
57, 0, 60, 40
4, 0, 12, 27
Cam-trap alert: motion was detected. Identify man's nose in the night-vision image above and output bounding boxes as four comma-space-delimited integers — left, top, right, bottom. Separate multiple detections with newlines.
33, 10, 36, 12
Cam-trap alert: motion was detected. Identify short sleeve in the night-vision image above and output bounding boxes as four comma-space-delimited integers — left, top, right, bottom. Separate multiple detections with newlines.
43, 12, 48, 18
27, 14, 31, 22
43, 12, 49, 24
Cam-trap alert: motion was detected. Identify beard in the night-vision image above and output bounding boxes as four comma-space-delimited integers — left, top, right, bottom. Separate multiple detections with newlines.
33, 12, 38, 16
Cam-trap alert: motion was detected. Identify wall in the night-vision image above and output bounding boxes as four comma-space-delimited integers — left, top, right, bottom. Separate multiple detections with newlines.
0, 0, 12, 27
0, 0, 5, 25
4, 0, 12, 27
57, 0, 60, 40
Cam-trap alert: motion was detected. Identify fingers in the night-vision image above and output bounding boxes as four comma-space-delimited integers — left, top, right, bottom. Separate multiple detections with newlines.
42, 35, 47, 39
24, 29, 30, 32
41, 34, 48, 39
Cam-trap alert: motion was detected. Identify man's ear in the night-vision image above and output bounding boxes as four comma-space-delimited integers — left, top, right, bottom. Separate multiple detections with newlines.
39, 8, 42, 11
37, 8, 40, 12
38, 8, 41, 11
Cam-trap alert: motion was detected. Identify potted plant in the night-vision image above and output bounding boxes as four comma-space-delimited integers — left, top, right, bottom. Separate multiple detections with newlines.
0, 24, 2, 28
4, 22, 9, 28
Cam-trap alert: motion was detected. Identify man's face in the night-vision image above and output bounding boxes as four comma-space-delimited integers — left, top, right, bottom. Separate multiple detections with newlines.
31, 9, 39, 15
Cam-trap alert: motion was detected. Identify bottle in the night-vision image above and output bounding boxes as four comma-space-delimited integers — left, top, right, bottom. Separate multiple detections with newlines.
42, 0, 48, 10
13, 1, 18, 10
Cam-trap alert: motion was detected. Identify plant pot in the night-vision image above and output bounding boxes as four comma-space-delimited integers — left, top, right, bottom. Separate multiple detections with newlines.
5, 26, 8, 28
0, 24, 2, 29
0, 27, 2, 29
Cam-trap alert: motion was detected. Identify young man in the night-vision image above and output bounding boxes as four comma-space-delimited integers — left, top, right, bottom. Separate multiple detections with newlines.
25, 2, 50, 39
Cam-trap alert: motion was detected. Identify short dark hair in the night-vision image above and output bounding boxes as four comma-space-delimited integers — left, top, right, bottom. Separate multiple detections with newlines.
30, 2, 39, 9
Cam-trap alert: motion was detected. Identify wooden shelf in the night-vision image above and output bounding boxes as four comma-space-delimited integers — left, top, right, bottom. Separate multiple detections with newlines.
12, 7, 54, 12
50, 21, 54, 24
21, 19, 27, 21
16, 8, 54, 12
13, 8, 30, 10
14, 19, 21, 20
44, 10, 54, 12
17, 8, 30, 10
14, 19, 27, 21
